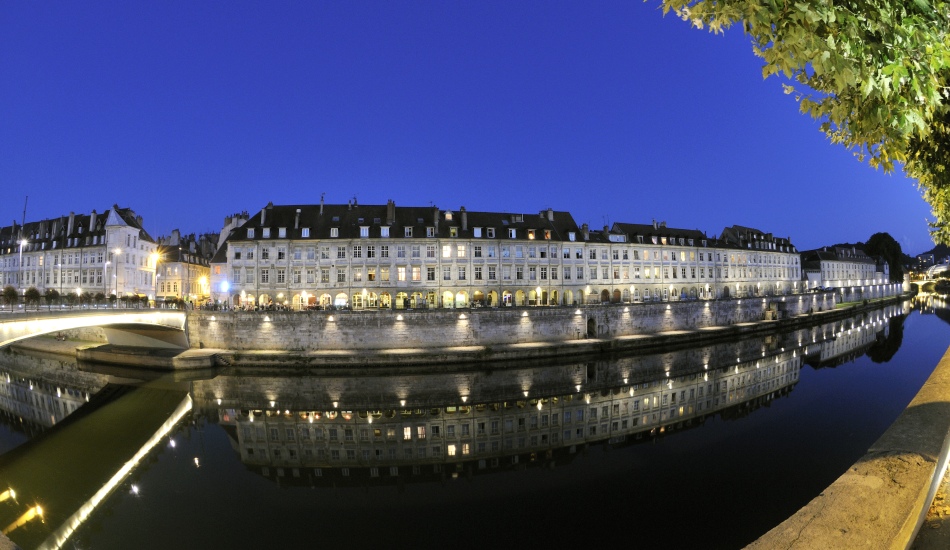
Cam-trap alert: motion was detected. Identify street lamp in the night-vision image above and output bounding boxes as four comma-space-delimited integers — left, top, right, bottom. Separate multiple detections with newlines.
18, 239, 27, 297
113, 248, 121, 307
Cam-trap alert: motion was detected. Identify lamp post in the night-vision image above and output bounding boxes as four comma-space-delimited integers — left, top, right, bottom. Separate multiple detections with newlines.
18, 239, 27, 298
113, 248, 121, 308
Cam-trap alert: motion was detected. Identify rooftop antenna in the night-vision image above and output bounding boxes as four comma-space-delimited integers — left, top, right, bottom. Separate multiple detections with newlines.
21, 196, 28, 226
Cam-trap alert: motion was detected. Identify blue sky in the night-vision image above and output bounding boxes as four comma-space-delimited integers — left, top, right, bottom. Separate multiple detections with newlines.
0, 1, 934, 254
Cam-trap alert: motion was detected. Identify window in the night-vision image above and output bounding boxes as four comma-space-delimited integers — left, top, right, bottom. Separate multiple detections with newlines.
320, 246, 330, 259
426, 245, 436, 258
261, 248, 270, 260
508, 228, 516, 239
474, 266, 482, 280
443, 266, 452, 280
277, 247, 286, 260
330, 228, 339, 238
353, 245, 362, 258
405, 227, 413, 237
450, 227, 458, 237
278, 227, 286, 238
360, 226, 369, 237
458, 266, 466, 280
302, 228, 310, 238
397, 245, 406, 258
337, 269, 346, 282
381, 245, 389, 258
381, 226, 390, 238
260, 269, 270, 283
411, 245, 420, 258
473, 228, 482, 238
263, 228, 271, 238
337, 247, 346, 259
276, 269, 286, 283
321, 268, 330, 283
247, 228, 255, 238
427, 267, 436, 281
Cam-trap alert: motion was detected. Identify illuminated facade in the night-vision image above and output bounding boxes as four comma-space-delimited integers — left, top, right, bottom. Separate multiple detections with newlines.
155, 230, 216, 304
210, 201, 802, 309
801, 246, 896, 301
0, 206, 159, 301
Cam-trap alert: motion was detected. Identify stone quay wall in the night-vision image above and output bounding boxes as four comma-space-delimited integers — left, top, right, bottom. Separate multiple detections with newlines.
185, 293, 837, 352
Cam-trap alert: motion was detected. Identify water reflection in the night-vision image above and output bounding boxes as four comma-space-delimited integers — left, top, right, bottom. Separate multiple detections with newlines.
190, 303, 907, 484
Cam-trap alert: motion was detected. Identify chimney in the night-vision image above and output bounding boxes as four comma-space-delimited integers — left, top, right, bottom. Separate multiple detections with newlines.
348, 199, 352, 210
135, 215, 143, 227
171, 229, 180, 246
460, 207, 467, 231
433, 206, 439, 233
90, 210, 97, 231
295, 209, 301, 229
652, 219, 657, 230
581, 223, 590, 241
547, 208, 554, 222
67, 212, 75, 236
603, 225, 609, 233
386, 199, 395, 225
262, 202, 272, 226
320, 194, 325, 215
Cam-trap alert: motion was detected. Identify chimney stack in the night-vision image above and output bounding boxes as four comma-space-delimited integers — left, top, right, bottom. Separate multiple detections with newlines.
295, 209, 301, 229
67, 212, 75, 236
386, 199, 395, 225
581, 223, 589, 241
460, 207, 467, 231
547, 208, 554, 222
90, 210, 97, 232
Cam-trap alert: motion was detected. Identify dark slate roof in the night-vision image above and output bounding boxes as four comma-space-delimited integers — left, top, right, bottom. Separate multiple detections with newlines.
224, 202, 581, 243
611, 222, 707, 244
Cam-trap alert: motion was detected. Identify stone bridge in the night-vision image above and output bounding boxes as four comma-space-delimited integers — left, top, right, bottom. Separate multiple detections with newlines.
0, 309, 188, 349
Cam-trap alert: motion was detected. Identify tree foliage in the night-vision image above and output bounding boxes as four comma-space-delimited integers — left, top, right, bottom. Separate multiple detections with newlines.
658, 0, 950, 241
24, 287, 40, 309
44, 288, 60, 310
1, 285, 17, 309
865, 231, 905, 282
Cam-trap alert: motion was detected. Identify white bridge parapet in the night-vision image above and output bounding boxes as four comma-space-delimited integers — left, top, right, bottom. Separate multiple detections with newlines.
0, 310, 188, 349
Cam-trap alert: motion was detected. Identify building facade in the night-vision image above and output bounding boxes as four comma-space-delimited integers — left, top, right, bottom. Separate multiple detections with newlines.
0, 206, 158, 301
800, 245, 896, 301
210, 201, 803, 310
155, 230, 216, 305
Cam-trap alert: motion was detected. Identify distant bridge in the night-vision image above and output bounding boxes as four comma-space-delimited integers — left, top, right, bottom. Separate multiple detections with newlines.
0, 310, 188, 349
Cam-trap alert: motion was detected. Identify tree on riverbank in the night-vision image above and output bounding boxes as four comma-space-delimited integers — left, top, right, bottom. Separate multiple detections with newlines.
866, 232, 905, 283
2, 286, 16, 311
44, 288, 60, 311
657, 0, 950, 241
24, 287, 40, 310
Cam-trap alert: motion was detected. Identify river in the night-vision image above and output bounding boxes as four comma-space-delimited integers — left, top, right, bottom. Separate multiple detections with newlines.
1, 299, 948, 549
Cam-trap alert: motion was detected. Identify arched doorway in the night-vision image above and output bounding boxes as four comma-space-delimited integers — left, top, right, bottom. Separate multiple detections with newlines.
551, 290, 559, 306
565, 290, 574, 306
334, 292, 348, 308
600, 289, 609, 303
515, 290, 526, 306
258, 294, 271, 307
319, 293, 332, 309
411, 292, 425, 308
722, 286, 730, 298
586, 318, 596, 337
455, 291, 468, 308
611, 289, 621, 303
473, 290, 485, 306
442, 291, 454, 308
351, 293, 364, 310
379, 292, 392, 309
366, 292, 378, 308
488, 290, 499, 307
502, 291, 512, 306
395, 292, 409, 309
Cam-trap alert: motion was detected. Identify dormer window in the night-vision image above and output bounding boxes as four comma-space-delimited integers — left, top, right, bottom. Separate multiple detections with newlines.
487, 228, 495, 238
688, 239, 694, 246
405, 227, 413, 237
568, 232, 575, 242
278, 227, 286, 238
302, 228, 310, 238
450, 227, 458, 238
381, 226, 390, 238
508, 229, 516, 239
445, 211, 453, 221
527, 230, 535, 240
473, 227, 482, 238
262, 228, 271, 238
360, 226, 369, 237
427, 227, 435, 237
330, 228, 339, 238
247, 228, 255, 239
544, 230, 551, 240
651, 236, 658, 244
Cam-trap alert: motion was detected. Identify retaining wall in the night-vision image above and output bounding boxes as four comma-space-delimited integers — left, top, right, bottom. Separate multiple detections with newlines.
186, 294, 837, 352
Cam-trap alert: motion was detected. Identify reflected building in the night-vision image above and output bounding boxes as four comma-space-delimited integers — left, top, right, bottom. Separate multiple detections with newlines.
193, 304, 904, 485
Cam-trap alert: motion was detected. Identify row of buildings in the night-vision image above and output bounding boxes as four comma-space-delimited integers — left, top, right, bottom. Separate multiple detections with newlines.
0, 200, 898, 308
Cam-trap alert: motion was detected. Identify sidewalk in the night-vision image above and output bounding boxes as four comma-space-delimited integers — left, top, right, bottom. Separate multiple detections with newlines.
914, 465, 950, 549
